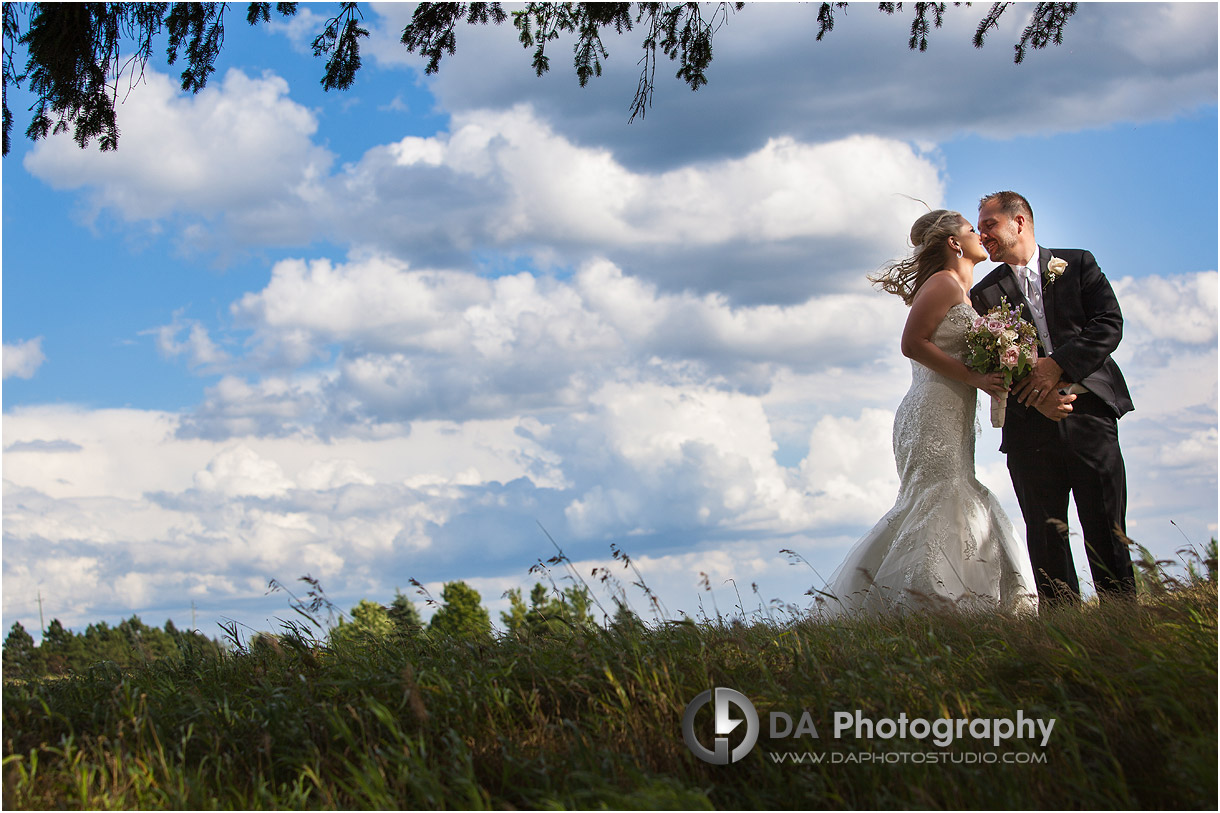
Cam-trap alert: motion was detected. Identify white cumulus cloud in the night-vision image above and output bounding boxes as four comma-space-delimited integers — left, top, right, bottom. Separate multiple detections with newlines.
180, 253, 910, 436
327, 106, 942, 299
194, 445, 295, 498
23, 68, 334, 242
3, 337, 45, 379
22, 71, 945, 302
150, 313, 229, 368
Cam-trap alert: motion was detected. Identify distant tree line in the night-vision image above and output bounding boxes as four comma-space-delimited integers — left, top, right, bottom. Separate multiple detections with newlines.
2, 615, 225, 680
3, 579, 645, 679
334, 580, 638, 646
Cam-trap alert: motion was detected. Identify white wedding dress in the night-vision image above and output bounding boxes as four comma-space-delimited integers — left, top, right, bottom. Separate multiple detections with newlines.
821, 303, 1037, 616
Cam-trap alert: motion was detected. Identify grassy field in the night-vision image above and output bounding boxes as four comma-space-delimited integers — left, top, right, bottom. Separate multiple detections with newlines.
3, 572, 1216, 809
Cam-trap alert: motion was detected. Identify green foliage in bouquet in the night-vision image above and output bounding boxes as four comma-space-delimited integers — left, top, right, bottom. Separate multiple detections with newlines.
965, 297, 1039, 387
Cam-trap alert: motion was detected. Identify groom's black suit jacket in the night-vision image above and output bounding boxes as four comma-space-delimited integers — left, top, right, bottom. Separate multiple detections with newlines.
970, 247, 1134, 454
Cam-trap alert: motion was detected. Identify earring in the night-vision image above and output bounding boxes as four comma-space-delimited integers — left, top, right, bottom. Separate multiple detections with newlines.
955, 245, 964, 258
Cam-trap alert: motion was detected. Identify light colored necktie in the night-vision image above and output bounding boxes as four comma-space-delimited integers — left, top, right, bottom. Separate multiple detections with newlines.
1017, 265, 1054, 354
1019, 266, 1044, 320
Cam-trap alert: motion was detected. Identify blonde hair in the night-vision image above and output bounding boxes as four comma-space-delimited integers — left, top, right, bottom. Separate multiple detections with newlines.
869, 209, 968, 305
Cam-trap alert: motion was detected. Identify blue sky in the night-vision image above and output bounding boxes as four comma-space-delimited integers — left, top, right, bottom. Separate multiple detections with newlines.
3, 2, 1216, 640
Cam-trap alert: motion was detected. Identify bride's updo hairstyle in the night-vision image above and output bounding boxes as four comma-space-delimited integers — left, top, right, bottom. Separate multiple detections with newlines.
870, 209, 967, 306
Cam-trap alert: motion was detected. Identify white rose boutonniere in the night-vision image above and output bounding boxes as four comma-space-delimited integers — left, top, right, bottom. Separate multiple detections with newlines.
1045, 256, 1068, 286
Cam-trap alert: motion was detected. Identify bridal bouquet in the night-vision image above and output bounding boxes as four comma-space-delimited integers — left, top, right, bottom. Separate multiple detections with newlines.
965, 298, 1039, 427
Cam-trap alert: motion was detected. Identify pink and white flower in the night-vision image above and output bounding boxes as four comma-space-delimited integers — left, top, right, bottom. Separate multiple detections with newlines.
965, 296, 1039, 428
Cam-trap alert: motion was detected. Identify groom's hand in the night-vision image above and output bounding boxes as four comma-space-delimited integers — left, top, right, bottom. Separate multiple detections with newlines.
1015, 357, 1063, 409
1036, 391, 1076, 422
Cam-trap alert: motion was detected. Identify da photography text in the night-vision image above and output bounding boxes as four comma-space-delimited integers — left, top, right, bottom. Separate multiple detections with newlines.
682, 687, 1057, 765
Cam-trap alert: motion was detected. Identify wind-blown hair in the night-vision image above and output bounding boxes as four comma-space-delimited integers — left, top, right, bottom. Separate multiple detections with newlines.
869, 209, 967, 306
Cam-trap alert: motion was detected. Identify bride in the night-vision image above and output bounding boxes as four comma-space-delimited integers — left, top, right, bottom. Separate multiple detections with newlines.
820, 210, 1066, 616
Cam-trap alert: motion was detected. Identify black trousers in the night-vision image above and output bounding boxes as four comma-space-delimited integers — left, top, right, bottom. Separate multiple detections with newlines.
1005, 393, 1136, 602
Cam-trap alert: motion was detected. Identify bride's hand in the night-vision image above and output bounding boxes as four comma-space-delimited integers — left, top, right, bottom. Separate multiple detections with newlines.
971, 371, 1009, 399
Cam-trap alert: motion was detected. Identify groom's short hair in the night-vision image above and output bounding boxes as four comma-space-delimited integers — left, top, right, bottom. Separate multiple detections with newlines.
979, 190, 1034, 227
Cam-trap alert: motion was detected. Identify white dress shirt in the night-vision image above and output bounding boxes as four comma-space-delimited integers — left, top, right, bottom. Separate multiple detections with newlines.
1012, 248, 1089, 395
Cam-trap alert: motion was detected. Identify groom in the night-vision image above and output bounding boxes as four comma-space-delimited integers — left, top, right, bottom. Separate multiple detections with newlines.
970, 191, 1136, 603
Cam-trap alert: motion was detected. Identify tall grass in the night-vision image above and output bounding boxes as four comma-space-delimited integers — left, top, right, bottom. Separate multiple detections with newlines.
4, 559, 1216, 809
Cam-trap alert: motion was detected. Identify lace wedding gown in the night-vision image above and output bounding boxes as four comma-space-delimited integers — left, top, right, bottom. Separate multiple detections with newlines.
822, 303, 1037, 616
